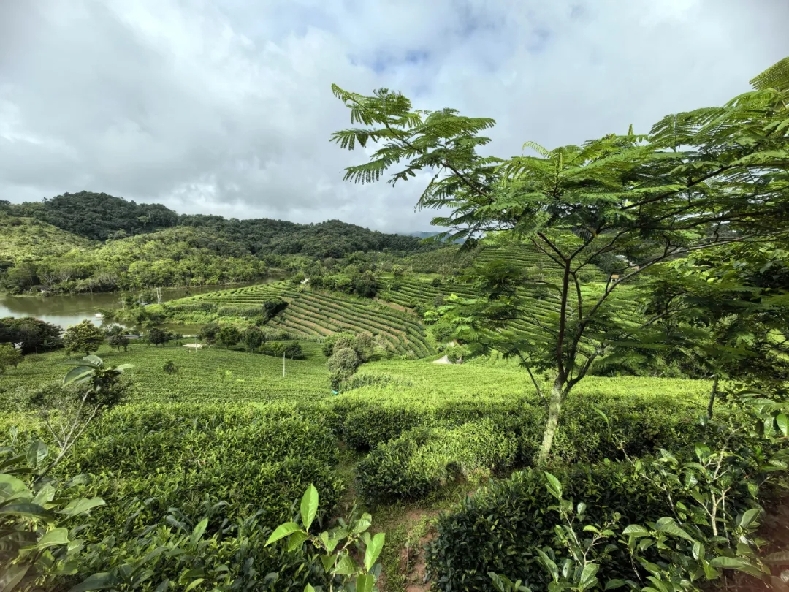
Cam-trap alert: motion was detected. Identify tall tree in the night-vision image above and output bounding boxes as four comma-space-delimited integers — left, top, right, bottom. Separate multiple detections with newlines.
330, 58, 789, 462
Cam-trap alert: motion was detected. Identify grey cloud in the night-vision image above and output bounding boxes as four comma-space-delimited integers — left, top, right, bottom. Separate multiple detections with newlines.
0, 0, 786, 232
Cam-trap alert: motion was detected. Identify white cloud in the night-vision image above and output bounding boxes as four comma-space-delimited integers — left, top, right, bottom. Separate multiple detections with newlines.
0, 0, 786, 232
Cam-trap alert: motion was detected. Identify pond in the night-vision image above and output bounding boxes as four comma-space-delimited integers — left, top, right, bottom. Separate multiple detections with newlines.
0, 284, 258, 329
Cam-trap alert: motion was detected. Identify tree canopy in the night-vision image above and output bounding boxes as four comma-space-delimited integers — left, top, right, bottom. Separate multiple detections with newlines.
331, 57, 789, 462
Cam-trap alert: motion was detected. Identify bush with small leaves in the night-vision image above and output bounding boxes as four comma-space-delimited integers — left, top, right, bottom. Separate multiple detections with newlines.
328, 347, 359, 378
217, 325, 241, 348
63, 320, 105, 356
0, 342, 23, 373
198, 322, 220, 344
0, 440, 107, 592
243, 326, 266, 352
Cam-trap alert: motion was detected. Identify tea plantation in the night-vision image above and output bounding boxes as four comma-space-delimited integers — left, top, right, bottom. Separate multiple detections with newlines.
2, 338, 744, 592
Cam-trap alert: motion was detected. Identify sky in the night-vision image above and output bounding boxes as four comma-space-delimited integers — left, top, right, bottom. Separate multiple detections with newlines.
1, 1, 787, 233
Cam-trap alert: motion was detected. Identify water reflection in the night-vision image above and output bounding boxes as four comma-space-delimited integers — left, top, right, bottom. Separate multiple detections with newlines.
0, 284, 258, 329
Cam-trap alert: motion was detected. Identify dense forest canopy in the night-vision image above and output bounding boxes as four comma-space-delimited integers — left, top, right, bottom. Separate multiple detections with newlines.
0, 192, 438, 293
2, 191, 431, 257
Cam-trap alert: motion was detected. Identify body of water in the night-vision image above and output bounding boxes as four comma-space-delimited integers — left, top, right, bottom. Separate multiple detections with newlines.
0, 284, 256, 329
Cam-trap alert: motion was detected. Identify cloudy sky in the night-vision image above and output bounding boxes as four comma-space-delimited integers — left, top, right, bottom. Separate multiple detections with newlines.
1, 0, 787, 233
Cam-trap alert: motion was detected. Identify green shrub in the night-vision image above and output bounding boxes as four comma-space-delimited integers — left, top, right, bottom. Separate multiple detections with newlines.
424, 462, 675, 592
329, 388, 715, 463
58, 403, 343, 536
166, 302, 216, 313
260, 341, 305, 359
357, 419, 518, 504
328, 347, 359, 375
243, 325, 265, 351
217, 325, 242, 347
198, 322, 220, 344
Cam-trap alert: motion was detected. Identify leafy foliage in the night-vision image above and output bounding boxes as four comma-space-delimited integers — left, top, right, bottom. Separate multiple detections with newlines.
0, 442, 106, 592
63, 321, 105, 356
331, 56, 789, 462
266, 486, 386, 592
0, 343, 23, 373
357, 419, 518, 504
0, 317, 63, 354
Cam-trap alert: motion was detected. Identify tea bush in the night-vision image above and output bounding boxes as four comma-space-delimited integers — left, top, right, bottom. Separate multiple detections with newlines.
327, 380, 713, 464
14, 403, 349, 564
357, 419, 518, 504
424, 463, 661, 592
424, 405, 782, 592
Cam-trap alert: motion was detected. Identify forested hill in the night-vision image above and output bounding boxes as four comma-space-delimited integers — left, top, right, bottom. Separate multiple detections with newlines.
4, 191, 430, 257
9, 192, 179, 240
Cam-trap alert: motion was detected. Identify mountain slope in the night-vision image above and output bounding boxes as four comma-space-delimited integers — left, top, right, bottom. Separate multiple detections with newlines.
0, 213, 93, 265
8, 191, 433, 258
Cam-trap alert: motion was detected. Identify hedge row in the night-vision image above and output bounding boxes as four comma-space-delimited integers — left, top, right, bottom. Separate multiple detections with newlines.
55, 402, 343, 536
357, 419, 519, 504
327, 388, 717, 463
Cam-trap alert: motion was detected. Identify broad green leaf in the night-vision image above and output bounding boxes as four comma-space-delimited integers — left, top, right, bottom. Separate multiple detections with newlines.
655, 517, 695, 542
183, 579, 203, 592
365, 532, 386, 571
304, 585, 316, 592
32, 483, 56, 506
0, 474, 30, 502
321, 555, 336, 573
287, 531, 310, 552
190, 518, 208, 545
68, 572, 116, 592
709, 556, 755, 570
536, 549, 558, 577
0, 563, 30, 592
38, 528, 69, 548
544, 472, 562, 500
0, 502, 52, 519
300, 485, 319, 531
739, 508, 761, 529
692, 541, 705, 561
621, 525, 650, 537
26, 440, 47, 468
605, 580, 627, 590
579, 563, 599, 590
180, 569, 206, 580
63, 366, 94, 386
776, 413, 789, 437
265, 522, 301, 546
356, 573, 375, 592
763, 550, 789, 564
334, 554, 357, 575
59, 497, 105, 517
82, 355, 102, 366
352, 513, 372, 535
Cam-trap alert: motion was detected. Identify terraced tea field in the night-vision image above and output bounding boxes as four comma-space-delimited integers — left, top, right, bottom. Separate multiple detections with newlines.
164, 281, 434, 358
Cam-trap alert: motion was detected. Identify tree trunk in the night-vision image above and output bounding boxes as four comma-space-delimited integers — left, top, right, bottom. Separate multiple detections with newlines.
707, 375, 719, 420
536, 376, 565, 465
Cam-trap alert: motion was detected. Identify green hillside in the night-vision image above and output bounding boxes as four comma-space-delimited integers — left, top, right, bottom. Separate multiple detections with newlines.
7, 191, 432, 256
0, 213, 93, 265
